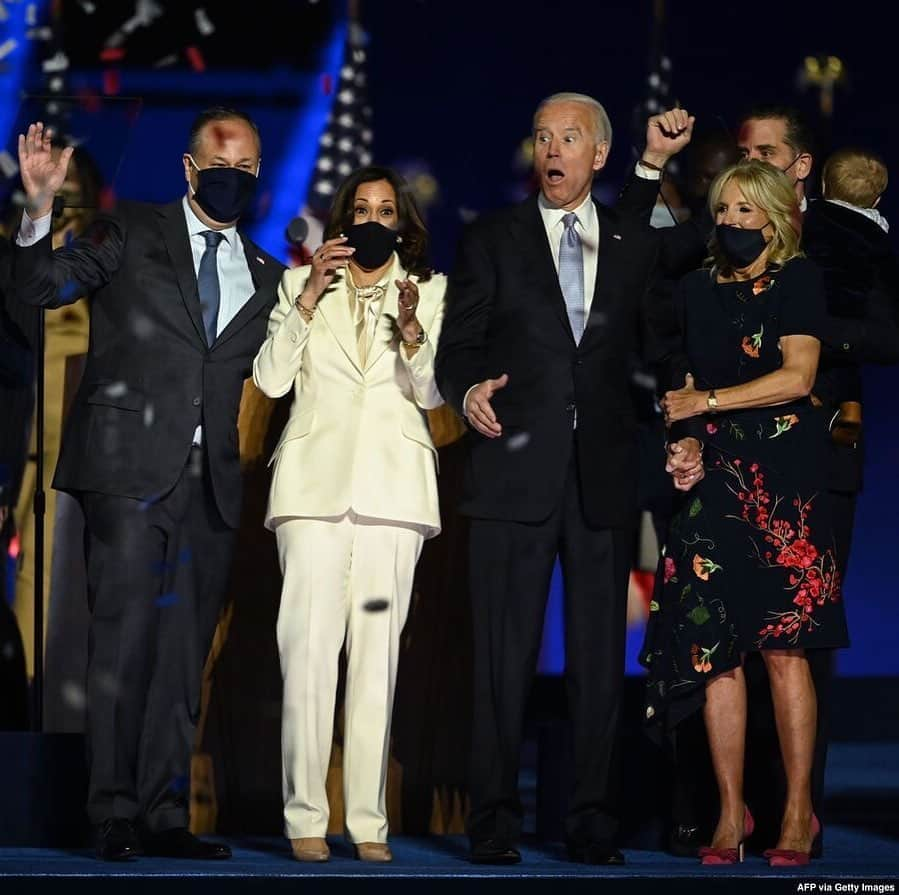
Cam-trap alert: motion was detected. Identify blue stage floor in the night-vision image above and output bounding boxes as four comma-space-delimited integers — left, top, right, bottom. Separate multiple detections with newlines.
2, 742, 897, 891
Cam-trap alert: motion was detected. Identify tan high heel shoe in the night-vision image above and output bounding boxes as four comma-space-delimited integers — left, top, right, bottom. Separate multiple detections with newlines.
355, 841, 393, 862
291, 837, 330, 862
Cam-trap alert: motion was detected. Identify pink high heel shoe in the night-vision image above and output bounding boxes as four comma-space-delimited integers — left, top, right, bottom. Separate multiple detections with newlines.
699, 806, 754, 865
763, 814, 821, 867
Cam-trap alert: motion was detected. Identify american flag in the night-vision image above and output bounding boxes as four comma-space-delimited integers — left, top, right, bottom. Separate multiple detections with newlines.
631, 0, 679, 182
298, 19, 373, 254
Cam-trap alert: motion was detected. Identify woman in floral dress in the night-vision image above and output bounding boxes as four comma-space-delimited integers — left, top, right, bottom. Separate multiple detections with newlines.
643, 160, 848, 866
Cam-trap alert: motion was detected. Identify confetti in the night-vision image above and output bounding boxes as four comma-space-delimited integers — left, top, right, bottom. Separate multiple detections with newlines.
0, 150, 18, 179
25, 2, 36, 25
42, 50, 69, 72
62, 681, 87, 711
153, 53, 177, 67
100, 47, 125, 62
78, 0, 96, 12
26, 27, 52, 40
185, 45, 205, 71
194, 6, 214, 36
0, 38, 18, 62
506, 432, 531, 452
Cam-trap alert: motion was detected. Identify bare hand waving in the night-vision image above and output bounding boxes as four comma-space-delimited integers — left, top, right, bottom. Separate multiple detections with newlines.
18, 122, 73, 219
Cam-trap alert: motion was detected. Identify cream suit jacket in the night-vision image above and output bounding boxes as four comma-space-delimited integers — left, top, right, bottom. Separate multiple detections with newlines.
253, 255, 444, 537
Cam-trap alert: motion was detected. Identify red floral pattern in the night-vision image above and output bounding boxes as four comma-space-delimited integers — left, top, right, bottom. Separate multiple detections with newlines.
717, 456, 841, 647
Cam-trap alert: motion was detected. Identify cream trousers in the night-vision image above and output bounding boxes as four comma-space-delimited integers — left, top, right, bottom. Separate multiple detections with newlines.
275, 512, 424, 843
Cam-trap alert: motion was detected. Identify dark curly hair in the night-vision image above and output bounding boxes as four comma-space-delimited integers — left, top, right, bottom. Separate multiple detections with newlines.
323, 165, 431, 281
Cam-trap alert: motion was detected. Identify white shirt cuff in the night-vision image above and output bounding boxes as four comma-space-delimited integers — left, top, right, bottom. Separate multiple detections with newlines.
462, 383, 478, 418
634, 161, 663, 181
16, 209, 53, 246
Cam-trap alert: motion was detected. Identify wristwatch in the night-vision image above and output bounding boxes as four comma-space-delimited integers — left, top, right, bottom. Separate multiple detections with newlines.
402, 327, 428, 348
706, 389, 719, 412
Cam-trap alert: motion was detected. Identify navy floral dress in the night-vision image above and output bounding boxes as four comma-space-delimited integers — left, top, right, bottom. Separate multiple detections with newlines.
642, 257, 850, 737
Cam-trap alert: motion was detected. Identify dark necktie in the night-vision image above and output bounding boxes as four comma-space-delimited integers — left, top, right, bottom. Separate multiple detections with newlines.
198, 230, 224, 346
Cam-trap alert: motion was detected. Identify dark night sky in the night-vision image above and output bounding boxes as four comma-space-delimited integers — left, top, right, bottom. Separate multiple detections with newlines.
363, 0, 897, 269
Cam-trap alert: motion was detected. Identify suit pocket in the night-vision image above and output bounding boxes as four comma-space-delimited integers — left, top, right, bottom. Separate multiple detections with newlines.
84, 382, 144, 412
268, 408, 315, 466
401, 420, 439, 472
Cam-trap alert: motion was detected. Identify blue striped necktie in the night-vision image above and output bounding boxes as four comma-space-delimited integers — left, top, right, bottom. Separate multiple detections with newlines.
558, 212, 585, 343
198, 230, 224, 346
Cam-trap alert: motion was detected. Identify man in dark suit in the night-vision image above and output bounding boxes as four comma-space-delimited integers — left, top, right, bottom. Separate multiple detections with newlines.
12, 109, 283, 860
435, 93, 698, 866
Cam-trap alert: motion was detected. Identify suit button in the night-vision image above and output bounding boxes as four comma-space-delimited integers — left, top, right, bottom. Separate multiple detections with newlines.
192, 397, 201, 406
290, 332, 298, 344
565, 402, 576, 412
842, 342, 850, 351
574, 359, 583, 367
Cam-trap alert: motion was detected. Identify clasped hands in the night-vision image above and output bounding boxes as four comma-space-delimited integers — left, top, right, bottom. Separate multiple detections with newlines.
660, 374, 706, 492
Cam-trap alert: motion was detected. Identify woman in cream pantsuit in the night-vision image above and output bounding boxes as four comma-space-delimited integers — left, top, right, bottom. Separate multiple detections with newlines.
253, 166, 444, 863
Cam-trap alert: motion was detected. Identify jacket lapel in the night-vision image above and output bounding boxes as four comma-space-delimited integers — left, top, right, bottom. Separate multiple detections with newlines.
316, 272, 364, 376
580, 201, 620, 350
156, 201, 207, 346
213, 234, 281, 349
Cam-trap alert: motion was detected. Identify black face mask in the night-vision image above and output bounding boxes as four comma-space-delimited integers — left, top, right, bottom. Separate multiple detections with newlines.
716, 224, 769, 269
345, 221, 399, 270
189, 157, 258, 223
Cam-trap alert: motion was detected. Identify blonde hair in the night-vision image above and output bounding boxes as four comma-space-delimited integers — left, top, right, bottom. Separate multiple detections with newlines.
707, 159, 802, 273
533, 92, 612, 150
823, 148, 888, 208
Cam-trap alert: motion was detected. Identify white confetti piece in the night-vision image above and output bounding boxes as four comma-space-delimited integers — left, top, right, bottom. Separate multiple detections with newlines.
25, 2, 36, 25
0, 150, 18, 179
0, 38, 18, 62
194, 7, 214, 36
42, 50, 69, 72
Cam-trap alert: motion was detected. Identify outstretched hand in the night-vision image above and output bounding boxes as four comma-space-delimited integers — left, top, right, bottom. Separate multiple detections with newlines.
18, 122, 73, 219
465, 374, 509, 438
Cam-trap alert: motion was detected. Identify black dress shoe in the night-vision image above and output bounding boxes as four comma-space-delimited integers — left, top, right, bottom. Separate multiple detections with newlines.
95, 818, 141, 861
668, 823, 703, 857
566, 842, 626, 865
142, 827, 231, 860
470, 839, 522, 865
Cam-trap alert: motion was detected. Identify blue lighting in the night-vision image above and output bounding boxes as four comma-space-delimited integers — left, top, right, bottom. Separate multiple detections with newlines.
0, 1, 50, 157
246, 16, 349, 260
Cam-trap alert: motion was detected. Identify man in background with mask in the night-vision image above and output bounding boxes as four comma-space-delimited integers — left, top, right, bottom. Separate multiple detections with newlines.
12, 108, 283, 861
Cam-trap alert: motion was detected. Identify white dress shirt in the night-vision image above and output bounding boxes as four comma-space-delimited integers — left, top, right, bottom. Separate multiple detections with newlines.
538, 190, 599, 318
18, 196, 256, 445
462, 162, 661, 416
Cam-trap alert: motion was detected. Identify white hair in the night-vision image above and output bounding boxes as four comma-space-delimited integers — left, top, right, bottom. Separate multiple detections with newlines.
533, 92, 612, 150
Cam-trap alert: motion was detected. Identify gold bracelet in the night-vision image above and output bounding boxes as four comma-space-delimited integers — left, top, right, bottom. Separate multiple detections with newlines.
295, 297, 316, 322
